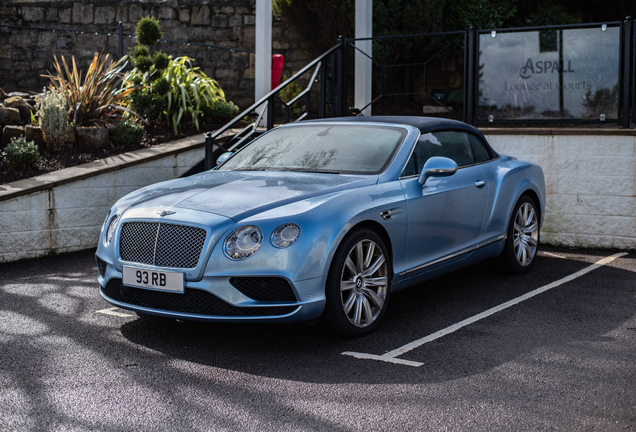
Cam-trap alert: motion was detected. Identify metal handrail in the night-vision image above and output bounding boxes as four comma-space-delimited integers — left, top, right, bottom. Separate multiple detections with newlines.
208, 43, 341, 141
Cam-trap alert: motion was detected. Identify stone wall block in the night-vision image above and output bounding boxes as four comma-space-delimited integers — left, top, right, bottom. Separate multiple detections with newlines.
212, 15, 228, 28
228, 15, 243, 28
189, 27, 212, 41
220, 6, 235, 14
21, 7, 44, 22
116, 4, 129, 23
157, 8, 176, 20
72, 4, 94, 25
178, 9, 190, 23
0, 191, 49, 212
45, 8, 57, 22
95, 6, 116, 25
54, 187, 110, 210
244, 15, 255, 25
128, 4, 143, 23
51, 227, 100, 251
37, 32, 53, 47
9, 31, 33, 46
56, 35, 74, 50
0, 231, 51, 255
59, 8, 71, 24
191, 5, 210, 26
54, 206, 108, 229
0, 209, 49, 234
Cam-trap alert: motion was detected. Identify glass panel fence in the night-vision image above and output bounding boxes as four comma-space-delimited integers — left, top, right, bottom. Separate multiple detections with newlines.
477, 25, 621, 121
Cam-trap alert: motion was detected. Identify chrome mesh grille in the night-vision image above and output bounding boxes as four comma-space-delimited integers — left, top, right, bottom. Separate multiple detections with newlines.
119, 222, 207, 269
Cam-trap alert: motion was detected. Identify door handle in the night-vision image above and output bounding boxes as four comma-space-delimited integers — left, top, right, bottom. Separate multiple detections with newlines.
474, 180, 486, 188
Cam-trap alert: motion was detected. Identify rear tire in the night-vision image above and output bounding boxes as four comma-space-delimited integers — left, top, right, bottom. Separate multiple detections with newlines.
318, 228, 391, 337
496, 195, 540, 274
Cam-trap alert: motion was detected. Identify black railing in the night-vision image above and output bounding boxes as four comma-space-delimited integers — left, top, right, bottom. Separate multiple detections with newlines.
203, 43, 342, 169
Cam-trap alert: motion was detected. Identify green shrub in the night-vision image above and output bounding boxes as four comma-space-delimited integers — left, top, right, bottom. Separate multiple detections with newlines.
110, 121, 145, 148
201, 101, 240, 120
36, 88, 69, 152
2, 136, 40, 171
153, 52, 170, 70
129, 45, 148, 59
136, 16, 162, 47
134, 55, 154, 73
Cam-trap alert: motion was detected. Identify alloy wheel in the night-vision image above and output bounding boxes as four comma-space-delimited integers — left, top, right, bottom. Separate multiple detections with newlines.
513, 202, 539, 267
340, 239, 389, 328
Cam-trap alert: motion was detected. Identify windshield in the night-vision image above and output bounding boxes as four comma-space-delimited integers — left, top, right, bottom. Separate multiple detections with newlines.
219, 124, 407, 174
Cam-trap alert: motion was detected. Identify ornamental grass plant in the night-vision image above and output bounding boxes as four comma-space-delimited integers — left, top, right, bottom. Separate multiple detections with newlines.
43, 52, 136, 127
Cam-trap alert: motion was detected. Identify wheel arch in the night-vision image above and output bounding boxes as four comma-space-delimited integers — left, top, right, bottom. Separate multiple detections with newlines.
335, 220, 395, 280
519, 189, 542, 224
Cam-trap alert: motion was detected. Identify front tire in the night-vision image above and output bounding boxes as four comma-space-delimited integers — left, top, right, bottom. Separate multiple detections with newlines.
318, 228, 391, 337
497, 195, 540, 274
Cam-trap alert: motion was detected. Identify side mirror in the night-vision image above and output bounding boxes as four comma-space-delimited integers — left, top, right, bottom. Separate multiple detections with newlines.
216, 151, 234, 166
418, 156, 458, 185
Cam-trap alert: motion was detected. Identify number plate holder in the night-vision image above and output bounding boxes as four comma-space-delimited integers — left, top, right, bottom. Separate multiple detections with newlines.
122, 266, 185, 293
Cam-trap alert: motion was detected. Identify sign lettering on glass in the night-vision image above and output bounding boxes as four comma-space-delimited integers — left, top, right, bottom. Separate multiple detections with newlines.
478, 27, 619, 120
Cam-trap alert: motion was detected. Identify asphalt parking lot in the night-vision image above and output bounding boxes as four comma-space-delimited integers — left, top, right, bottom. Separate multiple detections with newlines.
1, 246, 635, 431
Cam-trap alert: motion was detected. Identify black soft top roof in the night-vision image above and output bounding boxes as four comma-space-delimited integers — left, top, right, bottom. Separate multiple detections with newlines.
304, 115, 475, 134
302, 115, 498, 157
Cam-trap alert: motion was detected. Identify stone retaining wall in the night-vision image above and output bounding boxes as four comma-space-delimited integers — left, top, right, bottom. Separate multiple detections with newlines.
0, 0, 311, 108
0, 134, 206, 263
483, 129, 636, 250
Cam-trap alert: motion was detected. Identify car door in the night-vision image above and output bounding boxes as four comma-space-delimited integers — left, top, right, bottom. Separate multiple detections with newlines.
399, 130, 489, 274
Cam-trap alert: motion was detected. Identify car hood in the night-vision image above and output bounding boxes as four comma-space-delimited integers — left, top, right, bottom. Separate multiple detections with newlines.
120, 170, 377, 221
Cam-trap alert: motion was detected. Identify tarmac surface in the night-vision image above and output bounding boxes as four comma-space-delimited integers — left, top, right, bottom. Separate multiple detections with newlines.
0, 246, 635, 431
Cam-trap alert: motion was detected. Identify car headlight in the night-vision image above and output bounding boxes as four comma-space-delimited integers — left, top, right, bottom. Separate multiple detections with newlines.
224, 226, 263, 260
104, 215, 119, 246
101, 211, 111, 233
271, 223, 301, 248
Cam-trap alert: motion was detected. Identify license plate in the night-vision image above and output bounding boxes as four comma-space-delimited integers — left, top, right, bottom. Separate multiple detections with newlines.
122, 266, 184, 293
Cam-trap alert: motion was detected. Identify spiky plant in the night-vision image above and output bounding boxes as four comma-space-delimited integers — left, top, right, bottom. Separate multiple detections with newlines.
43, 53, 136, 126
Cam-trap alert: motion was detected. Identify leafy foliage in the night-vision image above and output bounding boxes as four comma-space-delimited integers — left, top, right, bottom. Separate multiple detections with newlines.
152, 52, 170, 71
136, 16, 162, 47
443, 0, 517, 31
2, 136, 40, 171
110, 121, 145, 148
36, 88, 69, 152
43, 53, 135, 127
279, 74, 305, 116
126, 56, 228, 134
129, 45, 148, 59
134, 55, 154, 73
200, 101, 240, 121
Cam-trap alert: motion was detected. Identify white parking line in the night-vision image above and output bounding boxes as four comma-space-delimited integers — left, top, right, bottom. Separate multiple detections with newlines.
96, 307, 134, 318
342, 252, 629, 367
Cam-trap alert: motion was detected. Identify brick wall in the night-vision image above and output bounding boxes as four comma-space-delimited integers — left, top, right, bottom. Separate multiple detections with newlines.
0, 0, 312, 109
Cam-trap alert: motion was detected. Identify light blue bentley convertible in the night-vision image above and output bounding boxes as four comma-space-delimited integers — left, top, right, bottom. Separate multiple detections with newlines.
96, 116, 545, 336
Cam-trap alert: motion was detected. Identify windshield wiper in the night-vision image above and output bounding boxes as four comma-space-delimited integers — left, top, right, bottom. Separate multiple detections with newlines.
279, 168, 341, 174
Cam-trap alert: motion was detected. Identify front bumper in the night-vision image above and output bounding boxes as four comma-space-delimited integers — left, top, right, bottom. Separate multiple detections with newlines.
97, 265, 327, 323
